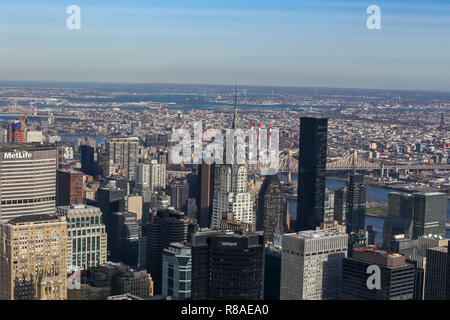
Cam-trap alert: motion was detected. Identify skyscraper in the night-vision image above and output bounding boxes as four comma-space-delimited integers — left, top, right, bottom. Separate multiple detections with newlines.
110, 211, 140, 267
211, 98, 253, 230
199, 162, 214, 228
412, 192, 447, 239
280, 229, 348, 300
80, 145, 97, 178
345, 174, 366, 234
333, 186, 347, 225
382, 192, 414, 249
0, 144, 57, 223
7, 117, 27, 143
0, 214, 68, 300
56, 169, 83, 207
424, 245, 447, 300
342, 247, 415, 300
144, 208, 191, 294
191, 229, 264, 300
256, 174, 285, 243
296, 117, 328, 231
105, 137, 139, 180
56, 204, 107, 272
162, 242, 192, 299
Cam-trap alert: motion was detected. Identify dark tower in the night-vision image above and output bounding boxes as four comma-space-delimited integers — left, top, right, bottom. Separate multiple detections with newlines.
345, 173, 367, 234
80, 145, 97, 178
199, 162, 214, 228
296, 117, 328, 231
256, 174, 285, 243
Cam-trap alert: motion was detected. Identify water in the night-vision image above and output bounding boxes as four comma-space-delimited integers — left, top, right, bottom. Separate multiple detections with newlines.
287, 178, 450, 243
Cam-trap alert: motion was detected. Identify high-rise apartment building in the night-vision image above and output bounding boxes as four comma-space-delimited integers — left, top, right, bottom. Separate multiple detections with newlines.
296, 117, 328, 231
106, 137, 139, 180
56, 204, 107, 271
280, 229, 348, 300
110, 211, 139, 267
191, 229, 264, 300
162, 242, 192, 299
0, 214, 68, 300
0, 144, 57, 223
56, 169, 83, 207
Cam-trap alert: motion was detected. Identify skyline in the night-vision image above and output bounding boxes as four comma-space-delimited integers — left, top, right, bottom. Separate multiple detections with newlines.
1, 0, 449, 91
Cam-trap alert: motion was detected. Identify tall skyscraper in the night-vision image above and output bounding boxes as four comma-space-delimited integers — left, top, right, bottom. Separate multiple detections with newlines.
412, 192, 447, 239
169, 180, 189, 212
0, 144, 57, 223
144, 208, 191, 294
191, 229, 264, 300
345, 174, 366, 234
110, 211, 140, 267
80, 145, 97, 178
342, 247, 415, 300
162, 242, 192, 299
211, 99, 253, 230
105, 137, 139, 180
56, 204, 107, 271
256, 174, 285, 243
0, 214, 68, 300
333, 186, 347, 225
424, 245, 447, 300
296, 117, 328, 231
199, 162, 214, 228
264, 243, 282, 300
280, 229, 348, 300
56, 169, 83, 207
382, 192, 414, 249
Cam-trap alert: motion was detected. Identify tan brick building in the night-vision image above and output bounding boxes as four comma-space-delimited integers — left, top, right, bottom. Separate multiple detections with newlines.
0, 214, 68, 300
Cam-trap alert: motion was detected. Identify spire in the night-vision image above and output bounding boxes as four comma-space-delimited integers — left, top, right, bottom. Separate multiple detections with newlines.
232, 82, 240, 129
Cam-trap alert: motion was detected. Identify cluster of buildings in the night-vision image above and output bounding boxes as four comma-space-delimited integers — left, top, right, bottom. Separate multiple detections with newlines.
0, 96, 448, 301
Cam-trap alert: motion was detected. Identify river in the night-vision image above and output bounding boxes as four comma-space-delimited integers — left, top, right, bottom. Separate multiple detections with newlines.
285, 176, 450, 243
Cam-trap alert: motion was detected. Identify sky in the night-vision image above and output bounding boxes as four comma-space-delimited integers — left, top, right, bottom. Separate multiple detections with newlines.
0, 0, 449, 91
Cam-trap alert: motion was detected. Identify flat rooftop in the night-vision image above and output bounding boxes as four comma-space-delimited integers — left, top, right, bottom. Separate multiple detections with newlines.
8, 214, 60, 225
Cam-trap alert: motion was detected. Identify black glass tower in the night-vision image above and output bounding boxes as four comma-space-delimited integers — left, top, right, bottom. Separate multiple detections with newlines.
345, 173, 367, 234
296, 117, 328, 231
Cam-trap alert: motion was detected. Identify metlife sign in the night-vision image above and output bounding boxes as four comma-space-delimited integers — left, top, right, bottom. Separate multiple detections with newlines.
3, 151, 33, 160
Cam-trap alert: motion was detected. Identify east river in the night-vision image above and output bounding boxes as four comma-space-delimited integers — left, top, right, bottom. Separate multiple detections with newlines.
286, 177, 450, 243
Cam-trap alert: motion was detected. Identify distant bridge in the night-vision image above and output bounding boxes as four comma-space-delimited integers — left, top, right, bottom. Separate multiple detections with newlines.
248, 151, 450, 174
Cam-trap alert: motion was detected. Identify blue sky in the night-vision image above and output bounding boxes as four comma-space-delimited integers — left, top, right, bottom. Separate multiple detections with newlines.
0, 0, 449, 91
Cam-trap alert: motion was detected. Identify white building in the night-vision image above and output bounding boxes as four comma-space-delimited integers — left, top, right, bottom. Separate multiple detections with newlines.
280, 229, 348, 300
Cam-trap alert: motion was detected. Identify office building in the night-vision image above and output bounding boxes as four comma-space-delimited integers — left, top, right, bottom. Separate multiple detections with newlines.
56, 204, 107, 271
264, 243, 282, 300
296, 117, 328, 231
0, 144, 57, 223
7, 117, 27, 143
80, 145, 97, 178
162, 242, 192, 299
342, 247, 415, 300
56, 169, 83, 207
424, 246, 447, 300
144, 208, 192, 294
324, 188, 335, 223
345, 174, 366, 234
412, 192, 447, 239
280, 229, 348, 300
191, 229, 264, 300
0, 214, 67, 300
169, 180, 189, 212
110, 211, 139, 267
256, 174, 285, 243
199, 162, 214, 228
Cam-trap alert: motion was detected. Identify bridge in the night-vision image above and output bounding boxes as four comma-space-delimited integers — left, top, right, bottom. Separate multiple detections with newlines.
248, 151, 450, 174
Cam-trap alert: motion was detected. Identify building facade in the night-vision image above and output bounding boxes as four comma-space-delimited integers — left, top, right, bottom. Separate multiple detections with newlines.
0, 144, 57, 223
0, 214, 68, 300
162, 242, 192, 299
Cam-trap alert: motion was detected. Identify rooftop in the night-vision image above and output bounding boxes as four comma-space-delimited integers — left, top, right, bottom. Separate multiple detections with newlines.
8, 214, 60, 225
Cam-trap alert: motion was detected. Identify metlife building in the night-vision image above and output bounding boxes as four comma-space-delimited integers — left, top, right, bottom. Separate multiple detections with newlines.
0, 144, 57, 223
